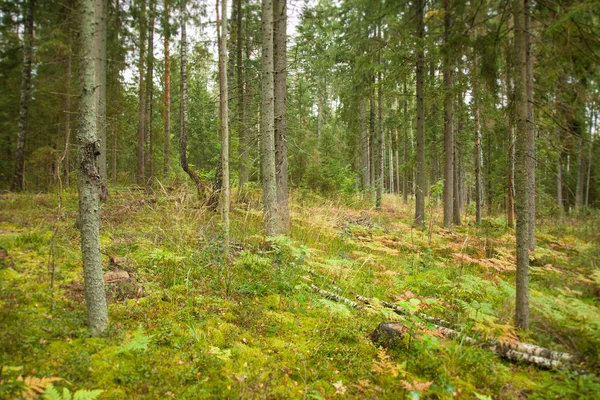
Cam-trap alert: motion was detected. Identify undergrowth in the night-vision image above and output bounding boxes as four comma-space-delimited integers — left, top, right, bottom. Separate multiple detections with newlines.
0, 187, 599, 399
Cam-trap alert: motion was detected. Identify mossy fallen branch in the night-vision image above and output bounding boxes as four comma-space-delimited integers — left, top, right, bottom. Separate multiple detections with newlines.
312, 286, 582, 370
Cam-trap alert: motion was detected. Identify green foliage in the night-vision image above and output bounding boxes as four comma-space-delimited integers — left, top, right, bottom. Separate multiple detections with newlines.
44, 385, 103, 400
116, 326, 153, 354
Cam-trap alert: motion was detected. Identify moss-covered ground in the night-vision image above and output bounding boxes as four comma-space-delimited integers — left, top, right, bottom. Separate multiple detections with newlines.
1, 187, 599, 399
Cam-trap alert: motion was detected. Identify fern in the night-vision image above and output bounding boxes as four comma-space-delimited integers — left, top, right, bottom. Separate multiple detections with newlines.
44, 384, 103, 400
117, 325, 153, 354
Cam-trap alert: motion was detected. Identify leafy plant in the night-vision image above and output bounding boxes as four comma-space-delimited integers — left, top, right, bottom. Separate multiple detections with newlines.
44, 385, 103, 400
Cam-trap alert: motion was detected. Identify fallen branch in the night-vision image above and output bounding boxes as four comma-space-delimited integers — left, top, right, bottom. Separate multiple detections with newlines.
314, 288, 582, 370
310, 284, 362, 309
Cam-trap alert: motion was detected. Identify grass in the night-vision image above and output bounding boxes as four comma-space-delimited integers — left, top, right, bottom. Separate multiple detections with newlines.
0, 186, 599, 399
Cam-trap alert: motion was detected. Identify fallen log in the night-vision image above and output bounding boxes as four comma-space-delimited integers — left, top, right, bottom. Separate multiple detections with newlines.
310, 284, 362, 309
358, 294, 579, 365
311, 285, 582, 370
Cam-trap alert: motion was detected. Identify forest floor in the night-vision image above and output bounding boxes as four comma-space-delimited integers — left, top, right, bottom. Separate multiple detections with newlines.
1, 187, 599, 399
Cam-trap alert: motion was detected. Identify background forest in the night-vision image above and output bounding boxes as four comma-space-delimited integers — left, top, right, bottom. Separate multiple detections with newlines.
1, 0, 600, 398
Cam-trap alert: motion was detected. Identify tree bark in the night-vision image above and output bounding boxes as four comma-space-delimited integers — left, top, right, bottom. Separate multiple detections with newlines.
360, 99, 369, 190
453, 91, 463, 226
506, 51, 515, 228
179, 0, 202, 195
163, 0, 170, 176
261, 0, 278, 236
62, 30, 73, 187
77, 0, 109, 336
557, 154, 563, 213
217, 0, 230, 258
274, 0, 289, 233
403, 80, 408, 204
513, 0, 530, 330
11, 0, 35, 191
376, 67, 383, 209
443, 0, 454, 229
414, 0, 426, 226
236, 0, 248, 188
395, 128, 400, 196
136, 0, 146, 185
473, 79, 483, 225
369, 96, 375, 193
95, 0, 108, 197
144, 0, 156, 186
525, 0, 535, 249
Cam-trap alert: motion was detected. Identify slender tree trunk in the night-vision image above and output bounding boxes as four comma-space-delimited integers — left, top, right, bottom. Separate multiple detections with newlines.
136, 0, 146, 185
443, 0, 454, 228
236, 0, 247, 188
261, 0, 278, 236
525, 0, 535, 249
403, 80, 408, 204
376, 69, 383, 209
414, 0, 425, 226
11, 0, 35, 191
557, 154, 563, 213
369, 96, 375, 192
217, 0, 230, 257
389, 130, 394, 194
179, 0, 201, 195
274, 0, 289, 233
506, 51, 515, 228
575, 135, 585, 210
241, 0, 251, 187
62, 31, 73, 187
112, 124, 117, 186
395, 128, 400, 196
453, 91, 463, 226
95, 0, 108, 197
163, 0, 170, 176
145, 0, 156, 186
514, 0, 530, 330
473, 84, 482, 225
77, 0, 108, 336
360, 99, 368, 190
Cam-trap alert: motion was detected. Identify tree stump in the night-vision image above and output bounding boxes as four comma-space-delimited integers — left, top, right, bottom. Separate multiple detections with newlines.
370, 322, 409, 349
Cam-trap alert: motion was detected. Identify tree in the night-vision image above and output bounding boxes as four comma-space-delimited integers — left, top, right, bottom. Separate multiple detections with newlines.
414, 0, 425, 226
77, 0, 109, 336
136, 0, 147, 185
513, 0, 530, 330
274, 0, 290, 232
144, 0, 156, 185
95, 0, 108, 197
217, 0, 230, 257
11, 0, 35, 191
163, 0, 171, 176
442, 0, 454, 228
261, 0, 278, 236
525, 0, 535, 249
179, 0, 202, 194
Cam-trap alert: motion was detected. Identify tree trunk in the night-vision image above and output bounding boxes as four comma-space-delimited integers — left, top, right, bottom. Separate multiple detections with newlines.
506, 51, 515, 228
403, 80, 408, 204
414, 0, 425, 226
513, 0, 530, 330
77, 0, 109, 336
217, 0, 230, 258
360, 99, 369, 190
163, 0, 170, 176
11, 0, 35, 191
369, 96, 375, 193
179, 0, 202, 195
376, 68, 383, 209
443, 0, 454, 228
136, 0, 146, 185
261, 0, 278, 236
274, 0, 289, 233
473, 86, 483, 225
525, 0, 535, 249
236, 0, 248, 188
557, 155, 563, 213
453, 91, 462, 226
395, 128, 400, 196
144, 0, 156, 187
62, 30, 73, 188
95, 0, 108, 197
